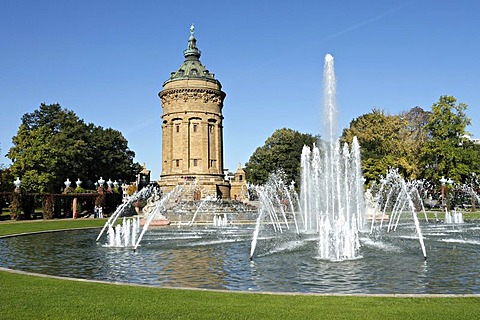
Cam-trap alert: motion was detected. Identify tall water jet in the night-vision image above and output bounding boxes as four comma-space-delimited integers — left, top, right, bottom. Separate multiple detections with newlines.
299, 54, 366, 261
250, 54, 366, 261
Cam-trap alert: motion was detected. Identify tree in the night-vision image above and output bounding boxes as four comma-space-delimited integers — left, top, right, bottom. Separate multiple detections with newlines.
396, 106, 431, 179
84, 126, 141, 183
245, 128, 317, 186
0, 143, 12, 192
7, 103, 140, 192
8, 124, 58, 192
340, 108, 416, 183
420, 95, 478, 183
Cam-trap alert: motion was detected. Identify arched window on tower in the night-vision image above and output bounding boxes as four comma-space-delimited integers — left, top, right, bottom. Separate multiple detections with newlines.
172, 118, 182, 134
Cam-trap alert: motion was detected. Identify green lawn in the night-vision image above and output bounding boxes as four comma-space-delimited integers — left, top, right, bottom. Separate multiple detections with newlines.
420, 210, 480, 221
1, 219, 480, 319
0, 217, 106, 236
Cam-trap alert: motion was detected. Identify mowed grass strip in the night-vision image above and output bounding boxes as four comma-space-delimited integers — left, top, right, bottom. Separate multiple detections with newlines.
1, 219, 480, 319
1, 270, 479, 320
0, 218, 106, 236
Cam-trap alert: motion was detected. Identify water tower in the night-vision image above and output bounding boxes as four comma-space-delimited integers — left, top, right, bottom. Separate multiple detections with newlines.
158, 25, 230, 199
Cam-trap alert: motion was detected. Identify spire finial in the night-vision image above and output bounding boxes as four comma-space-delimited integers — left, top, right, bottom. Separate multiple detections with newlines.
190, 23, 195, 37
184, 24, 201, 60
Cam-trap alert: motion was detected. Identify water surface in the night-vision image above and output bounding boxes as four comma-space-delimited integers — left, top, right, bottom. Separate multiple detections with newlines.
1, 223, 479, 294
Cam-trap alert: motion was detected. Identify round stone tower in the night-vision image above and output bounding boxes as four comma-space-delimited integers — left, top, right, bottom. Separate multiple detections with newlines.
158, 25, 230, 199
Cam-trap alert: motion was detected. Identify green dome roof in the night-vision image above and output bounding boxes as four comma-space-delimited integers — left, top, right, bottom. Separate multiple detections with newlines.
164, 25, 220, 87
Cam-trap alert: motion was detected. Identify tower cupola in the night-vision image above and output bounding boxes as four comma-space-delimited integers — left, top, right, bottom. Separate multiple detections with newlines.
165, 24, 220, 86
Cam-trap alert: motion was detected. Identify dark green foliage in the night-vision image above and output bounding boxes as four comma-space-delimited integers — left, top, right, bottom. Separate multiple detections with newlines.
7, 103, 140, 193
61, 196, 73, 218
0, 166, 13, 192
20, 194, 34, 219
245, 128, 317, 186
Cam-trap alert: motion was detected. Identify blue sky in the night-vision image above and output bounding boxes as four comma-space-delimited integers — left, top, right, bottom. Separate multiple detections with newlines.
1, 0, 479, 179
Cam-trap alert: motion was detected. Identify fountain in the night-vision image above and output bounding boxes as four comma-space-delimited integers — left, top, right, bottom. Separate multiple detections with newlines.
368, 168, 427, 258
299, 137, 365, 261
133, 184, 185, 250
440, 180, 480, 224
96, 179, 255, 248
106, 216, 141, 247
95, 184, 174, 248
100, 53, 431, 271
249, 172, 299, 258
189, 196, 215, 226
250, 54, 366, 261
95, 185, 153, 242
213, 213, 228, 226
444, 209, 464, 224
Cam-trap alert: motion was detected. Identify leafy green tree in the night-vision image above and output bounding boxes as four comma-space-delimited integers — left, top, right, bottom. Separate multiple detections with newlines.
84, 126, 141, 183
8, 124, 59, 192
7, 103, 140, 192
245, 128, 317, 186
397, 106, 431, 179
341, 108, 415, 183
420, 95, 478, 183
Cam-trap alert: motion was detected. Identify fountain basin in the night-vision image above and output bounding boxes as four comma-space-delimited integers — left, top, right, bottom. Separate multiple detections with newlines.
1, 223, 480, 294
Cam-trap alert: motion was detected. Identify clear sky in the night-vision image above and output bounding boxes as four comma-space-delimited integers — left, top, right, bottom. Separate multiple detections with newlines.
1, 0, 479, 179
